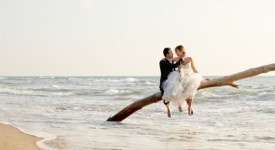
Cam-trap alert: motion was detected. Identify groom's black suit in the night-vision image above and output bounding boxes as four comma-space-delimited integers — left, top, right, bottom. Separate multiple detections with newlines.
159, 58, 183, 96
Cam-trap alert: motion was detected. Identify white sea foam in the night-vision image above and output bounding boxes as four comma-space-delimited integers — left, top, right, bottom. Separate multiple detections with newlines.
123, 77, 139, 82
144, 81, 155, 85
20, 127, 57, 150
0, 87, 34, 95
198, 91, 224, 98
105, 89, 131, 95
0, 77, 6, 80
52, 92, 76, 96
94, 77, 139, 83
0, 86, 75, 97
52, 85, 59, 88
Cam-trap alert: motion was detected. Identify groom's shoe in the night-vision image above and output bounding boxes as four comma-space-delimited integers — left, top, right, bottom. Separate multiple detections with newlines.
163, 100, 170, 105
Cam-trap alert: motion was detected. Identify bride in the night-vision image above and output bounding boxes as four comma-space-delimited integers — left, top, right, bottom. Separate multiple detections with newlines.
162, 45, 204, 118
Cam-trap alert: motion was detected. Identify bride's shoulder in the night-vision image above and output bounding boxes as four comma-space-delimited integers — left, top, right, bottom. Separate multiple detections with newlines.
183, 56, 192, 63
185, 56, 192, 60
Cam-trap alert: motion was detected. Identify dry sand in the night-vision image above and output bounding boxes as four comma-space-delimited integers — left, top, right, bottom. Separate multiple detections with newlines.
0, 123, 41, 150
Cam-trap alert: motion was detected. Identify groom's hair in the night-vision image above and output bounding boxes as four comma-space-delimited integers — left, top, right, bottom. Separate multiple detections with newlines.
163, 48, 171, 57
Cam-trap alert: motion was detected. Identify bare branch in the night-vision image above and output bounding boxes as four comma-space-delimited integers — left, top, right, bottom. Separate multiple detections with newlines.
107, 63, 275, 122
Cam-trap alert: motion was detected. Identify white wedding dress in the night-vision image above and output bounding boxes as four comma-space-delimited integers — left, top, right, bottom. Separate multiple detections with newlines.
162, 62, 203, 105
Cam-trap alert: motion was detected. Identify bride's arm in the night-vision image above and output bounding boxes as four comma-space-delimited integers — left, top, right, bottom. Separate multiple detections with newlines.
190, 57, 199, 73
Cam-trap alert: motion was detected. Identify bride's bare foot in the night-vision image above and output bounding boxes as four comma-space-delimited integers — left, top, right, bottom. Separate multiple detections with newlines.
188, 106, 194, 116
178, 105, 183, 112
186, 98, 194, 116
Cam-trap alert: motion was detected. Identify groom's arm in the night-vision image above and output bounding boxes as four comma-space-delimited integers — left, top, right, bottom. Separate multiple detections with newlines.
160, 60, 169, 70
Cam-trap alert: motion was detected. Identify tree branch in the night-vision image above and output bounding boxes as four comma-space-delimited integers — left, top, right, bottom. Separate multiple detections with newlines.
107, 63, 275, 122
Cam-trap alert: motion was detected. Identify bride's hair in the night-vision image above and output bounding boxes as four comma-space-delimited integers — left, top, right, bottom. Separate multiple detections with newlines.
175, 45, 184, 51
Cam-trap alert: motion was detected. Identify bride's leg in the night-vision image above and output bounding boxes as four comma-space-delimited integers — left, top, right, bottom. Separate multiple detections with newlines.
178, 104, 183, 112
186, 97, 194, 116
178, 101, 186, 112
178, 101, 184, 112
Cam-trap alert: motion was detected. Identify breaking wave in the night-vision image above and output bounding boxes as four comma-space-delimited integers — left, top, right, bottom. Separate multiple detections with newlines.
94, 77, 139, 83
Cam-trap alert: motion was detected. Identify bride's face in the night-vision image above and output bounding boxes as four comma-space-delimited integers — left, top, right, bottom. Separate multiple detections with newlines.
175, 49, 186, 57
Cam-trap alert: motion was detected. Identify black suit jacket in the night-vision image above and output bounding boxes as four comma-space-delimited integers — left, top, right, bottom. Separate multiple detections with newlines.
159, 58, 183, 89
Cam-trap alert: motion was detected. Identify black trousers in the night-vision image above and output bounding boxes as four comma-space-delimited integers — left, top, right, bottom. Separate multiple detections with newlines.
160, 83, 169, 105
160, 87, 164, 96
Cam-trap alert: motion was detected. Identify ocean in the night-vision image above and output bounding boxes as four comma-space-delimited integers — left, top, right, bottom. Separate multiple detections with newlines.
0, 76, 275, 150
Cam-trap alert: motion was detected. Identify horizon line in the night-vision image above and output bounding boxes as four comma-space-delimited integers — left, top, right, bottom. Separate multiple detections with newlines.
0, 75, 274, 77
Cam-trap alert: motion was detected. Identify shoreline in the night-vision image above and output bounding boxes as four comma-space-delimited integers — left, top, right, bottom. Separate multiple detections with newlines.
0, 123, 41, 150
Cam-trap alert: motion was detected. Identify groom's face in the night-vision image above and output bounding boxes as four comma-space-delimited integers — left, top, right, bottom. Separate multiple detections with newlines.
167, 50, 173, 59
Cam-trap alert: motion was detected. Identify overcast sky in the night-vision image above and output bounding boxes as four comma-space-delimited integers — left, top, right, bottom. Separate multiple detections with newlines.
0, 0, 274, 76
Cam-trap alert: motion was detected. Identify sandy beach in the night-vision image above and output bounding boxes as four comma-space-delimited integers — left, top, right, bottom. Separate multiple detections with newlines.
0, 123, 40, 150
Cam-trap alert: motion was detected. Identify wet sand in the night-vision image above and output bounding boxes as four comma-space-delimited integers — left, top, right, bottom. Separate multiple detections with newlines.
0, 123, 40, 150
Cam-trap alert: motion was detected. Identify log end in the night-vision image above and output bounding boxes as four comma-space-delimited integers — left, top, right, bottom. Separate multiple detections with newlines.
229, 82, 239, 88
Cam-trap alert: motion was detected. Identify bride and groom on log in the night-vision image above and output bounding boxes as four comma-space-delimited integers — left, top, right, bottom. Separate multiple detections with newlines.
159, 45, 204, 118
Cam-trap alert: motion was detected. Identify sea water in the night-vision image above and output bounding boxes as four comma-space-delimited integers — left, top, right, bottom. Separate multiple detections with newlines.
0, 76, 274, 150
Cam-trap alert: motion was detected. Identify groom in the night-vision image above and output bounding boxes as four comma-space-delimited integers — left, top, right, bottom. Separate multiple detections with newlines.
159, 47, 183, 117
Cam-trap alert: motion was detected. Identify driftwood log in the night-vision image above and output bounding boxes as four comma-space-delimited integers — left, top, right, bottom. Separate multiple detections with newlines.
107, 63, 275, 122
